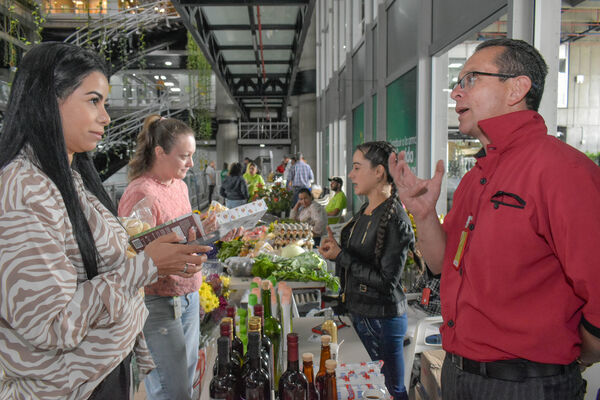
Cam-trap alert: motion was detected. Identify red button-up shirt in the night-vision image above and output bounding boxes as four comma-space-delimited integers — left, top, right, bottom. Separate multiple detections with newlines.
440, 110, 600, 364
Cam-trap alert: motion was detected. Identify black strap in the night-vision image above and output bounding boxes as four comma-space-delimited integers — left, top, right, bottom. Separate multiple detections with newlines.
89, 353, 132, 400
582, 315, 600, 339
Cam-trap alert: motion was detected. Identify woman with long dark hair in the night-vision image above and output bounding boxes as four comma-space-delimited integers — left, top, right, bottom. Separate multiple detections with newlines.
0, 42, 207, 399
319, 141, 415, 400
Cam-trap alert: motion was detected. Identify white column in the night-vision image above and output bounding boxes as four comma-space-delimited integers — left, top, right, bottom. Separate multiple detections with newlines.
431, 53, 449, 216
507, 0, 535, 43
534, 0, 561, 136
417, 0, 433, 178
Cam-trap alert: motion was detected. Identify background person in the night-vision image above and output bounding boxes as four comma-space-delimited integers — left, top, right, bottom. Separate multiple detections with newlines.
319, 141, 414, 400
0, 42, 206, 400
119, 115, 207, 400
288, 152, 314, 206
220, 162, 248, 208
389, 38, 600, 399
205, 160, 216, 203
244, 161, 265, 199
325, 176, 347, 224
290, 187, 328, 245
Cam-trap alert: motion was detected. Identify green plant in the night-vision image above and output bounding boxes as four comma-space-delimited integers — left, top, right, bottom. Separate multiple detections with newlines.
250, 182, 292, 215
186, 32, 213, 139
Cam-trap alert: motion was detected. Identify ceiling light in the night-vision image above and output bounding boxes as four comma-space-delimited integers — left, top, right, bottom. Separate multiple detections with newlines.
164, 82, 174, 87
448, 63, 463, 68
259, 144, 265, 148
164, 61, 173, 66
154, 75, 159, 80
159, 8, 165, 12
132, 73, 136, 76
160, 75, 166, 80
170, 88, 181, 92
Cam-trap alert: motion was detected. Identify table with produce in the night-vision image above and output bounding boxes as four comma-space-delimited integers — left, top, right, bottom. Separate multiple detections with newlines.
197, 200, 389, 400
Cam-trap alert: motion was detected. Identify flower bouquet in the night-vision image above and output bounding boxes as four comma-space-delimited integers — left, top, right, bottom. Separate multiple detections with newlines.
250, 181, 292, 216
198, 273, 231, 347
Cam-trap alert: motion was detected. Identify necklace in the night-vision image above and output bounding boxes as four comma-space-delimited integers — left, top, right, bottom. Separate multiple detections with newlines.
147, 173, 173, 187
348, 213, 372, 245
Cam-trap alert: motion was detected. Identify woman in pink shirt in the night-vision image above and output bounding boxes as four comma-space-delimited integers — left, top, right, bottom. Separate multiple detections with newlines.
119, 115, 201, 400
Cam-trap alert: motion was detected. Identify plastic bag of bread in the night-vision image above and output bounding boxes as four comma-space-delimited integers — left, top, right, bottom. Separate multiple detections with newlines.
118, 197, 155, 258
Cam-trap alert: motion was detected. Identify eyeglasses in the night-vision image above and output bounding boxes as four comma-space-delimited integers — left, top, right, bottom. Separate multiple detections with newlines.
453, 71, 517, 91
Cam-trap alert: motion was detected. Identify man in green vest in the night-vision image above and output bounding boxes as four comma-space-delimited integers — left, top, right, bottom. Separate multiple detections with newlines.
325, 176, 347, 224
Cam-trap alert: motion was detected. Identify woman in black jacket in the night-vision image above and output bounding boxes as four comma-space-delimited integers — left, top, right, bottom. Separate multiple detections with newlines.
220, 162, 249, 208
320, 141, 414, 400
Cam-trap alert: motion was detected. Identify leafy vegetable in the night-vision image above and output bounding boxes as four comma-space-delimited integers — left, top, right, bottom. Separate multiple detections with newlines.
251, 252, 339, 291
217, 239, 244, 262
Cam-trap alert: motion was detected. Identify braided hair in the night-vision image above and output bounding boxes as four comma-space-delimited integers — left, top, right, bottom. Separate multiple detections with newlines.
355, 141, 398, 266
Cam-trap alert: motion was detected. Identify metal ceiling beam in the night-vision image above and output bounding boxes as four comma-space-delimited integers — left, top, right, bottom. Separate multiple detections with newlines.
282, 0, 316, 113
566, 0, 586, 7
220, 44, 292, 50
208, 24, 296, 30
171, 0, 249, 120
226, 60, 289, 65
178, 0, 309, 5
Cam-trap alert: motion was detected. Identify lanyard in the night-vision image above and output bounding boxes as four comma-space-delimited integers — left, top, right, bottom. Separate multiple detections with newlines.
452, 215, 472, 271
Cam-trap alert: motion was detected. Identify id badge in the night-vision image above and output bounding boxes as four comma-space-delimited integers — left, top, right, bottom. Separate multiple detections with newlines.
173, 296, 182, 319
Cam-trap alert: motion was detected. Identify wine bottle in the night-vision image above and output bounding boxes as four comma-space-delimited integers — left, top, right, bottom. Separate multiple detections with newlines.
223, 317, 244, 364
214, 320, 242, 376
315, 335, 331, 399
243, 331, 270, 400
209, 336, 238, 400
227, 305, 245, 357
322, 360, 337, 400
253, 305, 274, 387
302, 353, 320, 400
243, 317, 271, 383
261, 281, 282, 386
278, 333, 309, 400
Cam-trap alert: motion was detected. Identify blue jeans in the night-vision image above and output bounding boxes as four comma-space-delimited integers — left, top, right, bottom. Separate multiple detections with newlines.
225, 198, 246, 208
143, 292, 200, 400
350, 313, 408, 400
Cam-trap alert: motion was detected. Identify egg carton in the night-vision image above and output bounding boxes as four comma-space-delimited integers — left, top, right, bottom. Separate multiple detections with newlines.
292, 288, 321, 316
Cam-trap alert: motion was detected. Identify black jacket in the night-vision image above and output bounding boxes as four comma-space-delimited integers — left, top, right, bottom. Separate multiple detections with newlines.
220, 175, 249, 200
335, 199, 414, 318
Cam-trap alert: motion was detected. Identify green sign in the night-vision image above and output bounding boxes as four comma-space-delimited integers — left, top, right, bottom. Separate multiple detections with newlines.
386, 68, 417, 172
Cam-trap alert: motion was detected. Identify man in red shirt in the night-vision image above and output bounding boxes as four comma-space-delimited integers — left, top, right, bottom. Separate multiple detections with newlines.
389, 38, 600, 399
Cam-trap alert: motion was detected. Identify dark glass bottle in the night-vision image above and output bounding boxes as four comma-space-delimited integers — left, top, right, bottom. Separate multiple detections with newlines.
302, 353, 320, 400
322, 360, 337, 400
315, 335, 331, 399
226, 305, 245, 357
242, 318, 271, 386
222, 317, 243, 364
261, 281, 282, 386
253, 305, 273, 360
213, 321, 242, 376
278, 333, 309, 400
243, 331, 270, 400
209, 336, 238, 400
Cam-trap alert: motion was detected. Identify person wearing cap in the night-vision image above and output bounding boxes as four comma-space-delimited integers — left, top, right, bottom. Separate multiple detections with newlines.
325, 177, 347, 224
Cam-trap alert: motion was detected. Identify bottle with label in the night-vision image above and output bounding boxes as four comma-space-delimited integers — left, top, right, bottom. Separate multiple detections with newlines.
302, 353, 320, 400
278, 333, 308, 400
252, 308, 273, 367
227, 305, 245, 357
322, 359, 337, 400
243, 331, 270, 400
315, 335, 331, 399
261, 281, 282, 386
321, 310, 338, 361
209, 336, 238, 400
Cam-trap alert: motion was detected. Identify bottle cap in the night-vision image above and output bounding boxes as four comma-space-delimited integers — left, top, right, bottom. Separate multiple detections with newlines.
254, 304, 263, 317
220, 320, 231, 337
226, 305, 236, 318
248, 293, 257, 306
325, 359, 337, 372
321, 335, 331, 345
302, 353, 314, 362
261, 280, 271, 290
